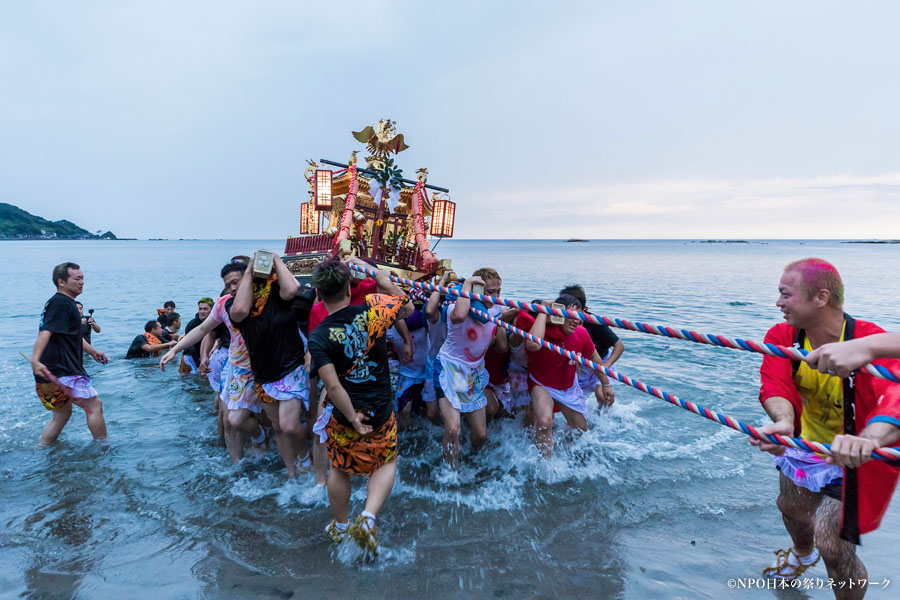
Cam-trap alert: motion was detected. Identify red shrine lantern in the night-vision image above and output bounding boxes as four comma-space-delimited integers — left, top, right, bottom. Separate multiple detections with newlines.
300, 202, 319, 235
430, 198, 456, 238
314, 170, 333, 210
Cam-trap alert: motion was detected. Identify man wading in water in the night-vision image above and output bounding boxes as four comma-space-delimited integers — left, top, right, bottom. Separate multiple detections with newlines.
435, 269, 510, 468
160, 259, 265, 464
514, 295, 610, 458
751, 258, 900, 598
30, 262, 110, 445
308, 257, 412, 558
227, 252, 311, 479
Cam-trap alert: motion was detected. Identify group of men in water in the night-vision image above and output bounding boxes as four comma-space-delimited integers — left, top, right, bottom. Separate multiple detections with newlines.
28, 256, 900, 597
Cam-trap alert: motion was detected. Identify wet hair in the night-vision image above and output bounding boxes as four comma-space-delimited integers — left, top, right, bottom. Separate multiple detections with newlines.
313, 258, 351, 303
164, 300, 176, 309
52, 262, 80, 287
198, 297, 214, 308
166, 312, 181, 326
472, 267, 500, 282
559, 284, 587, 309
555, 293, 583, 311
221, 261, 248, 279
784, 258, 844, 309
145, 320, 160, 333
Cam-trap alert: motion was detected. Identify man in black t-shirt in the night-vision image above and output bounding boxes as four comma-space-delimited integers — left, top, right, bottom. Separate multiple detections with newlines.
126, 321, 176, 359
308, 257, 411, 558
75, 301, 100, 347
228, 252, 311, 478
159, 313, 181, 343
156, 301, 176, 327
180, 298, 214, 374
30, 262, 109, 444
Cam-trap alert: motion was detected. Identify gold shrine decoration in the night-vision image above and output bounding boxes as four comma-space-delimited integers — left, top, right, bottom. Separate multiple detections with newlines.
352, 119, 409, 159
285, 256, 325, 277
314, 170, 333, 210
430, 198, 456, 238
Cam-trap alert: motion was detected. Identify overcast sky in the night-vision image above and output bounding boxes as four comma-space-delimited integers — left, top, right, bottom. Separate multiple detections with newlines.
2, 1, 899, 239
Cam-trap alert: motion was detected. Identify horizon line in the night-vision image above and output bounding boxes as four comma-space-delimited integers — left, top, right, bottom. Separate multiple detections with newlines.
4, 237, 897, 242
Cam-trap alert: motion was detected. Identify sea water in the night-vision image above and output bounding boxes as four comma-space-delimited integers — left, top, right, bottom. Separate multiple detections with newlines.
1, 239, 898, 599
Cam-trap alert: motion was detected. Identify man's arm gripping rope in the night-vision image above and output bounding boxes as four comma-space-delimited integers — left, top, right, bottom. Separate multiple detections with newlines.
344, 264, 900, 461
344, 264, 900, 383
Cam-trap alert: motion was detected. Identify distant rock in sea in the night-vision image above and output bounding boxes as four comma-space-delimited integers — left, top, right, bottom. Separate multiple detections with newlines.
0, 202, 116, 240
565, 238, 589, 243
842, 240, 900, 244
697, 239, 749, 244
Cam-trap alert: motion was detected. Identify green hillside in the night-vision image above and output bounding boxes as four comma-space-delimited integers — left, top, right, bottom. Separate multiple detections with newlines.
0, 203, 100, 239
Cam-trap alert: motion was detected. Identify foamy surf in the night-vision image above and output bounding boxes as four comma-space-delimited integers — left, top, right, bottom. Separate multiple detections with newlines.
333, 538, 417, 569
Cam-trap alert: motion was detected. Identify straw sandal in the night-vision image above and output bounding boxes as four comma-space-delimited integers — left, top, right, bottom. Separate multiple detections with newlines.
762, 547, 820, 579
347, 514, 379, 559
325, 520, 346, 544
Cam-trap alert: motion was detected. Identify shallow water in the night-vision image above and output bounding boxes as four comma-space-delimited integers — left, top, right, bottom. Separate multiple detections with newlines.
1, 239, 899, 599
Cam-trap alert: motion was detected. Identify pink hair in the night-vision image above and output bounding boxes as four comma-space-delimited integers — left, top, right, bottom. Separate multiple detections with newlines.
784, 258, 844, 309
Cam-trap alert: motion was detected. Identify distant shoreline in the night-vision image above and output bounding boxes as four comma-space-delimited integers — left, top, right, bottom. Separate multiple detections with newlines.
3, 238, 899, 243
0, 237, 136, 241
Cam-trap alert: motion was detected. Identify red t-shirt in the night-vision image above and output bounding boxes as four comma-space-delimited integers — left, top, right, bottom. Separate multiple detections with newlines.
516, 312, 595, 390
309, 302, 327, 335
309, 277, 379, 333
351, 278, 378, 305
484, 347, 509, 385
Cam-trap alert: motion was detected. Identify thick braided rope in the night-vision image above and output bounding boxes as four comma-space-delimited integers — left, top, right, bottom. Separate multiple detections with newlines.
467, 308, 900, 463
346, 264, 900, 383
346, 264, 900, 461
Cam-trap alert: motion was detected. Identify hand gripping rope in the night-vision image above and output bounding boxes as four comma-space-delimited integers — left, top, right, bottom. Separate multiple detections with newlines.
346, 264, 900, 383
469, 308, 900, 463
347, 264, 900, 462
